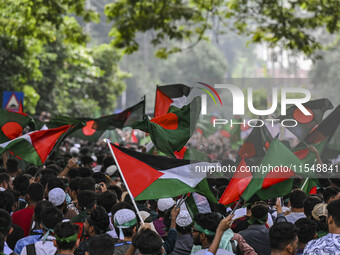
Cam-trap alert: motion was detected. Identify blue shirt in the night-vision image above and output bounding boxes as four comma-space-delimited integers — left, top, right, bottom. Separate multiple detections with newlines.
303, 233, 340, 255
14, 230, 43, 254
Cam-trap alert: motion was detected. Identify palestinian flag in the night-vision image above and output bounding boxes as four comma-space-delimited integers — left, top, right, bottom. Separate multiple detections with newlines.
0, 125, 71, 165
133, 97, 201, 157
219, 157, 253, 205
294, 104, 340, 164
109, 143, 217, 202
185, 193, 211, 219
241, 138, 302, 201
237, 122, 273, 164
278, 98, 333, 141
0, 109, 34, 143
154, 84, 191, 117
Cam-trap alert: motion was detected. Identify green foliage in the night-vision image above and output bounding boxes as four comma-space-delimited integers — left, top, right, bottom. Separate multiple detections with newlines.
22, 85, 40, 114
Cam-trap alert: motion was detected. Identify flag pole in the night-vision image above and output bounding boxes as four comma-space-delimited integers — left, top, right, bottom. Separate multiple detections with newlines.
105, 139, 145, 225
301, 177, 309, 191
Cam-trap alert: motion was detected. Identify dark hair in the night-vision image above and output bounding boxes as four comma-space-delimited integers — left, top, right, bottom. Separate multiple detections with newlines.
303, 194, 323, 218
0, 173, 10, 185
34, 200, 54, 226
77, 190, 96, 211
194, 213, 221, 243
111, 202, 135, 218
0, 191, 15, 213
81, 156, 93, 166
97, 191, 117, 213
6, 159, 18, 173
108, 185, 122, 201
87, 206, 109, 235
25, 166, 39, 177
47, 177, 65, 192
68, 168, 80, 179
250, 203, 269, 224
323, 186, 340, 203
13, 175, 30, 195
0, 209, 12, 253
327, 199, 340, 228
270, 222, 298, 251
40, 170, 58, 188
92, 172, 109, 185
78, 167, 93, 178
54, 222, 79, 250
290, 189, 307, 209
133, 228, 163, 255
27, 183, 44, 202
69, 177, 82, 192
79, 177, 95, 192
329, 175, 340, 188
294, 218, 317, 244
41, 206, 63, 230
87, 234, 115, 255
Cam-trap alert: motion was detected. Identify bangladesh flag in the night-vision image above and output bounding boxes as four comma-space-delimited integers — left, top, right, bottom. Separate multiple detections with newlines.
0, 109, 34, 143
241, 138, 301, 201
0, 125, 71, 165
294, 104, 340, 163
237, 122, 273, 164
196, 116, 219, 138
220, 118, 243, 150
109, 143, 217, 202
133, 97, 201, 157
154, 84, 191, 117
174, 146, 209, 161
219, 157, 253, 205
278, 98, 333, 141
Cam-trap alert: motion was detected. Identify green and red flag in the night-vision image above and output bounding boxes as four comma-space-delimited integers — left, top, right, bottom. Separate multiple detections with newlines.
237, 122, 273, 164
278, 98, 333, 141
0, 109, 34, 143
196, 116, 219, 138
0, 125, 71, 165
133, 97, 201, 157
241, 138, 301, 201
219, 157, 253, 205
154, 84, 191, 117
174, 146, 209, 161
109, 143, 217, 202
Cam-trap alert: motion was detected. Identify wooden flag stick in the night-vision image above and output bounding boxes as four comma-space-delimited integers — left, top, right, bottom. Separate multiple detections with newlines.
105, 139, 145, 225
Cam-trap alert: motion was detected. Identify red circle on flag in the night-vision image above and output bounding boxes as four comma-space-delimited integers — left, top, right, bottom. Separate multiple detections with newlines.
293, 107, 314, 124
264, 141, 270, 149
82, 120, 96, 136
238, 142, 256, 158
1, 122, 23, 140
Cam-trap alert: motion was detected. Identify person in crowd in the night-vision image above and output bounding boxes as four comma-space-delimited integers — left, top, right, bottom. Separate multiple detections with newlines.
53, 222, 80, 255
269, 222, 298, 255
12, 183, 44, 237
78, 178, 95, 192
239, 202, 271, 255
303, 199, 340, 254
71, 190, 97, 224
0, 173, 11, 191
322, 186, 340, 204
67, 177, 82, 214
285, 189, 307, 224
154, 198, 174, 237
310, 203, 328, 238
0, 209, 14, 254
20, 206, 63, 255
7, 159, 20, 178
12, 175, 29, 211
113, 209, 138, 255
14, 201, 54, 254
170, 210, 193, 255
303, 194, 323, 219
85, 234, 115, 255
48, 187, 77, 220
75, 206, 110, 255
294, 218, 317, 255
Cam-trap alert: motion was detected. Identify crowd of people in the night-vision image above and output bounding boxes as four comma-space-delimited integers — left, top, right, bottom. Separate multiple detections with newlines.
0, 140, 340, 255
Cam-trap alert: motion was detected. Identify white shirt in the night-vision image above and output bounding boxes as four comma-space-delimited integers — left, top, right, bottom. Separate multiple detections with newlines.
20, 236, 56, 255
4, 242, 13, 254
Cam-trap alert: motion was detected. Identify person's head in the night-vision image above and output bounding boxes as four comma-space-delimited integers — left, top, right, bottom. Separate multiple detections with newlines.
68, 168, 80, 179
69, 177, 82, 200
91, 172, 109, 186
34, 200, 54, 228
81, 156, 94, 169
39, 170, 58, 189
48, 188, 66, 208
85, 234, 115, 255
192, 212, 222, 245
111, 202, 135, 217
270, 222, 298, 255
249, 202, 269, 225
326, 199, 340, 233
78, 167, 93, 178
113, 209, 138, 238
0, 209, 13, 252
79, 177, 95, 192
13, 175, 30, 195
6, 159, 18, 176
26, 183, 44, 204
77, 190, 97, 212
53, 222, 79, 253
41, 206, 63, 233
0, 173, 11, 190
84, 205, 109, 237
97, 191, 117, 213
294, 218, 317, 246
132, 228, 163, 255
46, 177, 65, 193
0, 191, 15, 213
303, 194, 323, 218
176, 210, 193, 234
107, 185, 122, 201
157, 198, 175, 217
26, 166, 39, 177
289, 189, 307, 209
323, 186, 340, 204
